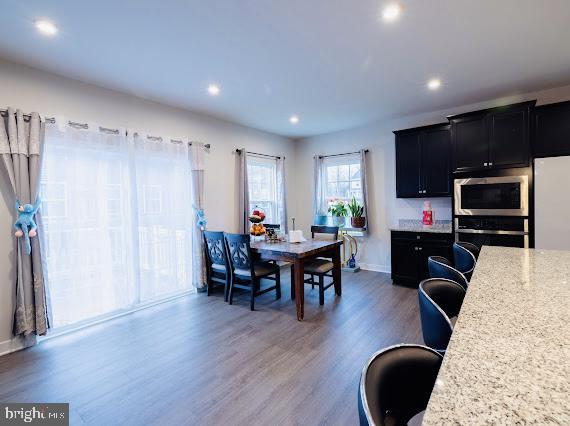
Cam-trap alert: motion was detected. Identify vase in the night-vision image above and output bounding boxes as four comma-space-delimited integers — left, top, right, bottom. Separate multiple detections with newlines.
332, 216, 346, 227
351, 217, 366, 228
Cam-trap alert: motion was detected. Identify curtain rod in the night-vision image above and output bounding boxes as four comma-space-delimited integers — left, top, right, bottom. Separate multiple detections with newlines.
318, 149, 369, 159
235, 149, 282, 160
1, 109, 210, 149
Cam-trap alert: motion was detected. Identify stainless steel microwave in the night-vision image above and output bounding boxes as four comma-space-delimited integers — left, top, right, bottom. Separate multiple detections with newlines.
454, 175, 529, 217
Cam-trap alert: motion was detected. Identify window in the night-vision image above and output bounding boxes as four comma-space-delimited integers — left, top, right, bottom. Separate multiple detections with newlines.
323, 154, 363, 207
40, 125, 193, 330
247, 156, 279, 224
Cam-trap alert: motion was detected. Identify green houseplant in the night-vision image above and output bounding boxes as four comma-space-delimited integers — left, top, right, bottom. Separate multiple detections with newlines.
348, 196, 365, 228
328, 200, 347, 227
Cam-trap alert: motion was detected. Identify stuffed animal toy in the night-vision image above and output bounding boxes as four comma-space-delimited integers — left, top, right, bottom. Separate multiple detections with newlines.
195, 207, 207, 230
14, 197, 41, 255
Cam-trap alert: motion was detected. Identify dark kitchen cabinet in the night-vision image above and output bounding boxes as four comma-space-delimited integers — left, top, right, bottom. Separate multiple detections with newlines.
449, 101, 534, 173
534, 101, 570, 158
391, 231, 453, 287
395, 123, 451, 198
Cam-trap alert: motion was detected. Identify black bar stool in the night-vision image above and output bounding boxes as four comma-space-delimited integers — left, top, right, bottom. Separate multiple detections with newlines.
453, 242, 478, 281
428, 256, 468, 289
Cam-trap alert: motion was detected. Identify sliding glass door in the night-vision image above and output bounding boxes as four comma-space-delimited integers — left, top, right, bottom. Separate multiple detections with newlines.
40, 124, 193, 329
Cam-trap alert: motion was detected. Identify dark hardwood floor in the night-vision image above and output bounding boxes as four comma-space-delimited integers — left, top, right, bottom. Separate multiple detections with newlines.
0, 270, 422, 425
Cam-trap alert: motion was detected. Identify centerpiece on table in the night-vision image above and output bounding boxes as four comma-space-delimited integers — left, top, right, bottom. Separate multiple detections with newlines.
249, 208, 266, 238
328, 199, 348, 227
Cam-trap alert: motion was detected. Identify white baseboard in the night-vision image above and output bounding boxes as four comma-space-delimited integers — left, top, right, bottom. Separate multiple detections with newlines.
0, 334, 36, 357
359, 263, 391, 274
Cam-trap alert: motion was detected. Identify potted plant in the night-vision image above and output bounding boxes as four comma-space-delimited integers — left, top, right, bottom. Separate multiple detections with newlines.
348, 196, 365, 228
328, 200, 347, 227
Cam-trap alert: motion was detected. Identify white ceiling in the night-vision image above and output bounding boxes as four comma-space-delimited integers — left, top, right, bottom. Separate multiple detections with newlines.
1, 0, 570, 137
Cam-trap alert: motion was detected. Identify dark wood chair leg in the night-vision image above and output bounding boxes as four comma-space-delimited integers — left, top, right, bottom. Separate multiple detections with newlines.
206, 276, 211, 296
290, 265, 296, 300
319, 275, 325, 305
276, 269, 281, 299
224, 273, 230, 302
250, 279, 256, 311
311, 274, 315, 289
228, 276, 235, 305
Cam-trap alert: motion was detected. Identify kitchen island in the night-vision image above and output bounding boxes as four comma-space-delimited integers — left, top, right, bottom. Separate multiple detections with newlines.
423, 246, 570, 425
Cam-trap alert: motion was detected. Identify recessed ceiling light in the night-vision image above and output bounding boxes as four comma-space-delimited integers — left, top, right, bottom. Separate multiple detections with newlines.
382, 3, 402, 23
289, 115, 299, 124
35, 19, 58, 37
427, 78, 442, 90
207, 84, 220, 96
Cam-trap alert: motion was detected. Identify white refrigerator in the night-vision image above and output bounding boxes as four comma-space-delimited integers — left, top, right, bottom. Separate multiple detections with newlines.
534, 156, 570, 250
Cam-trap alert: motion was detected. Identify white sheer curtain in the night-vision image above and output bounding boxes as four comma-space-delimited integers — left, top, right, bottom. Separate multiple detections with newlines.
41, 122, 136, 327
276, 157, 288, 232
41, 122, 194, 329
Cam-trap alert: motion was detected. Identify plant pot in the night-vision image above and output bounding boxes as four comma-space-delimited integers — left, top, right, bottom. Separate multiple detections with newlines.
332, 216, 346, 227
314, 215, 329, 225
351, 217, 366, 229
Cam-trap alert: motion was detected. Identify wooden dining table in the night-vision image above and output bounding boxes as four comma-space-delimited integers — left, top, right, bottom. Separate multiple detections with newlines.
250, 239, 343, 321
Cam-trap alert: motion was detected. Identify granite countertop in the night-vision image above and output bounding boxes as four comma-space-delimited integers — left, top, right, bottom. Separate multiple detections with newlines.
389, 219, 452, 234
423, 246, 570, 425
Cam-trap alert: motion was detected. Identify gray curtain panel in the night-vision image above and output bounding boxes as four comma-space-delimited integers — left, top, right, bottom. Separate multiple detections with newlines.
237, 148, 249, 233
190, 143, 207, 291
0, 109, 50, 336
359, 149, 370, 233
312, 155, 324, 221
276, 156, 288, 233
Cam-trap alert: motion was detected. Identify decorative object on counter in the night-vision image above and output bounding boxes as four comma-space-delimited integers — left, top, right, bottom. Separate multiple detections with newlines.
422, 200, 434, 228
14, 197, 41, 255
265, 227, 285, 243
288, 229, 307, 243
328, 199, 347, 227
348, 196, 365, 228
249, 208, 266, 237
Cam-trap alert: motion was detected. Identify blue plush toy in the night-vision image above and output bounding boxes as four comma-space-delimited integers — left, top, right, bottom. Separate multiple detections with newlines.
195, 207, 207, 230
14, 197, 41, 255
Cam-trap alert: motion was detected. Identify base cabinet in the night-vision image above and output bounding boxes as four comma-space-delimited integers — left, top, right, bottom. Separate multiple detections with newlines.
390, 231, 453, 287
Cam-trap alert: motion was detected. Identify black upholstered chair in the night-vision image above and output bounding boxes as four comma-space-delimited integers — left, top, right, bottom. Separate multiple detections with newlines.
358, 344, 443, 426
203, 231, 231, 301
224, 233, 281, 311
297, 225, 339, 305
427, 256, 469, 289
452, 242, 478, 281
418, 278, 466, 353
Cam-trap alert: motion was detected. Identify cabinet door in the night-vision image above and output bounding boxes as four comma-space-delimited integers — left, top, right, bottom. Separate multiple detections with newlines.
391, 239, 420, 283
396, 132, 421, 197
489, 109, 529, 168
451, 114, 489, 172
534, 102, 570, 158
418, 241, 453, 281
422, 126, 451, 197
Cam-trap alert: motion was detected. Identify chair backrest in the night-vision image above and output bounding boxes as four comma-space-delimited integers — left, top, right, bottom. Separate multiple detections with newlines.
203, 231, 228, 269
418, 278, 466, 352
311, 225, 339, 240
428, 256, 468, 289
264, 224, 281, 230
453, 242, 477, 280
358, 344, 443, 426
224, 233, 252, 272
456, 241, 480, 260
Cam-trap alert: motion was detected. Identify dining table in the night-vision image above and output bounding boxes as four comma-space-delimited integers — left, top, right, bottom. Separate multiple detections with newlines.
250, 239, 343, 321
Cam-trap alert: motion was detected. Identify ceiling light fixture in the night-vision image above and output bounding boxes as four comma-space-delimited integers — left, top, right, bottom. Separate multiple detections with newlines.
427, 78, 442, 90
289, 115, 299, 124
382, 2, 402, 23
35, 19, 58, 36
207, 84, 220, 96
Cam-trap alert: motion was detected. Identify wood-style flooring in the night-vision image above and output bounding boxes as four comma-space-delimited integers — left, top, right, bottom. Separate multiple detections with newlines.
0, 270, 423, 425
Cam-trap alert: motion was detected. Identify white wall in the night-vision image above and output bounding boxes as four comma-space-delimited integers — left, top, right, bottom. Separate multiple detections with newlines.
293, 84, 570, 272
0, 59, 296, 354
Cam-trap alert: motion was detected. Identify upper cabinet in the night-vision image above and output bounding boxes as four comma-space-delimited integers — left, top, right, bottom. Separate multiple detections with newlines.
534, 101, 570, 158
395, 123, 451, 198
449, 101, 535, 173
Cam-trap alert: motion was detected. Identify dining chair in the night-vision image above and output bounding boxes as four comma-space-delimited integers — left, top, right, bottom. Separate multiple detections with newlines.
418, 278, 466, 353
358, 344, 443, 426
203, 231, 231, 301
297, 225, 339, 305
263, 224, 281, 230
224, 233, 281, 311
427, 256, 469, 289
452, 242, 478, 281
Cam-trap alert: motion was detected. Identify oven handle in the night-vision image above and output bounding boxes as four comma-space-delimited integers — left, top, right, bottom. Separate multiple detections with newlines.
455, 229, 528, 236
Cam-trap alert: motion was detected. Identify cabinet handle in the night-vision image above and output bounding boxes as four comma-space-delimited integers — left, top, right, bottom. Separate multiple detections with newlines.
416, 236, 421, 240
489, 162, 493, 166
418, 247, 423, 251
483, 162, 488, 166
414, 247, 418, 251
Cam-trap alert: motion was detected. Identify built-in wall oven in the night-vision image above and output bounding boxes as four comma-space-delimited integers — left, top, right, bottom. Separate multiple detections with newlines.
454, 175, 530, 248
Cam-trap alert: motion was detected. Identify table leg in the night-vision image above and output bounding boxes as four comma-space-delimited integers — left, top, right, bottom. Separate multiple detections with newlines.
293, 258, 304, 321
332, 246, 342, 296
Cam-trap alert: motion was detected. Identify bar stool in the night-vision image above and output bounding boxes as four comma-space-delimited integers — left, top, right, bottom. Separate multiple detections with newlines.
428, 256, 468, 289
418, 278, 466, 353
358, 344, 443, 426
453, 242, 478, 281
